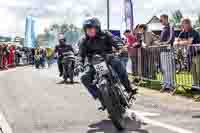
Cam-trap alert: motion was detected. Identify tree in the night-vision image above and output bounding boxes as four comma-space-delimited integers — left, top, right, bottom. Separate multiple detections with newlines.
170, 10, 183, 26
50, 24, 60, 32
194, 15, 200, 33
0, 36, 11, 42
61, 24, 69, 33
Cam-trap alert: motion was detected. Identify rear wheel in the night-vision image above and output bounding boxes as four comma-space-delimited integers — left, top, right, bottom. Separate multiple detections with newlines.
67, 61, 74, 83
63, 63, 68, 82
99, 79, 126, 131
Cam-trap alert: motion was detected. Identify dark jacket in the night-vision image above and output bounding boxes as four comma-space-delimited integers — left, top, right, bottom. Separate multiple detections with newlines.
55, 43, 74, 57
160, 24, 175, 45
78, 31, 121, 64
178, 29, 200, 57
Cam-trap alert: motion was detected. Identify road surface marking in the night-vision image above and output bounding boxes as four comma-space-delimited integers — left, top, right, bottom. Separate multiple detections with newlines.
128, 110, 194, 133
0, 112, 13, 133
133, 110, 160, 117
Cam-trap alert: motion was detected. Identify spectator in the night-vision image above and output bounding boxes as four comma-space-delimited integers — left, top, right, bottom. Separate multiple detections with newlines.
46, 48, 54, 68
31, 48, 35, 65
15, 47, 21, 66
123, 29, 138, 77
40, 48, 47, 68
8, 45, 16, 67
159, 14, 176, 92
2, 44, 9, 69
35, 48, 41, 69
137, 24, 159, 79
113, 36, 129, 68
175, 18, 200, 89
0, 45, 3, 69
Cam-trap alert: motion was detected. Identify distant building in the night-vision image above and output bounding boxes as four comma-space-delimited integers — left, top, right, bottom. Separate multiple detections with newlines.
24, 16, 36, 48
146, 16, 181, 37
146, 16, 163, 35
14, 36, 24, 46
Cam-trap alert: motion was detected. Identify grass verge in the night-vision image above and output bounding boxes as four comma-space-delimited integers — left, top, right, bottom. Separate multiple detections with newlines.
129, 74, 200, 101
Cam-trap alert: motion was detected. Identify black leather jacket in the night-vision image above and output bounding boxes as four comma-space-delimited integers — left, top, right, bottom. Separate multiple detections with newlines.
55, 43, 74, 57
78, 31, 121, 64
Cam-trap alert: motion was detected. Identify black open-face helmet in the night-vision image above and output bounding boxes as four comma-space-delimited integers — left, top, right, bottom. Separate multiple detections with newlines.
83, 17, 101, 34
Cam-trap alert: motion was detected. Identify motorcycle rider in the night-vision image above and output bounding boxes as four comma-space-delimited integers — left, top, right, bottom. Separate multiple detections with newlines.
77, 17, 137, 103
55, 33, 75, 78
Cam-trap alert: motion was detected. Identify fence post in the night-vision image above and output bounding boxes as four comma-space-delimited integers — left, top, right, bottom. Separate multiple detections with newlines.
137, 47, 142, 78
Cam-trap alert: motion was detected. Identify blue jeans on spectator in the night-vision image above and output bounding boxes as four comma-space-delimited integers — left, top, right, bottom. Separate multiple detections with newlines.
130, 56, 138, 76
160, 51, 175, 90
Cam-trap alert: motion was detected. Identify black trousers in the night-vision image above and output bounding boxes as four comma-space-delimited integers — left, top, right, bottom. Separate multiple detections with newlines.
57, 56, 63, 74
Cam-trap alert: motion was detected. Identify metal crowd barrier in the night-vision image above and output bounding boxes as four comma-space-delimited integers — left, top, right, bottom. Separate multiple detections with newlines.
132, 44, 200, 92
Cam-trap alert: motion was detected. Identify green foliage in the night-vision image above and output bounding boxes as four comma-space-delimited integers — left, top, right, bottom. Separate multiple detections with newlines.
194, 15, 200, 33
0, 36, 12, 42
170, 10, 183, 26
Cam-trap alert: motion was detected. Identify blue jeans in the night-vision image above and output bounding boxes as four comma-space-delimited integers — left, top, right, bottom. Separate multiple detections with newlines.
160, 51, 175, 89
119, 57, 128, 69
81, 57, 131, 99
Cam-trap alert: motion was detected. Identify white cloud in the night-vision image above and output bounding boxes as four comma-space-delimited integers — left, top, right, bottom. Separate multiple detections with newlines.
0, 0, 200, 36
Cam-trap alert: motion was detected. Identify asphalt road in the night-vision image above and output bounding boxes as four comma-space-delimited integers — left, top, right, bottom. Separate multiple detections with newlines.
0, 66, 199, 133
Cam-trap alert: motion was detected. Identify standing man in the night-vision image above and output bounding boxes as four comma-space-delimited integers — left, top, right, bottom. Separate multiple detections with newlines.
174, 18, 200, 90
159, 14, 175, 92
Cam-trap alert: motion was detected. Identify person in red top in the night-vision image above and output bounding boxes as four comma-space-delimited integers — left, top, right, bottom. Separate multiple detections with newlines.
2, 44, 9, 69
8, 45, 16, 67
123, 30, 138, 77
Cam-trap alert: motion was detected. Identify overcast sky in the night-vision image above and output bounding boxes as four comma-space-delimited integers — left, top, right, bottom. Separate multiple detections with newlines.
0, 0, 200, 37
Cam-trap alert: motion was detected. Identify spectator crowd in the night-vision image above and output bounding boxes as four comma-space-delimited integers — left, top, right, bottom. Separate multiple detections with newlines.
0, 44, 35, 70
122, 14, 200, 92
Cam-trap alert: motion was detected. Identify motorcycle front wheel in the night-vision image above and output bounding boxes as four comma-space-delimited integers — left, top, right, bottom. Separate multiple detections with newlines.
99, 79, 126, 131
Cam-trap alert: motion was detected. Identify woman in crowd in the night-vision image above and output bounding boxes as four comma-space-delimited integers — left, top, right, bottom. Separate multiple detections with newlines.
2, 44, 9, 69
123, 29, 138, 79
8, 45, 16, 67
0, 45, 3, 69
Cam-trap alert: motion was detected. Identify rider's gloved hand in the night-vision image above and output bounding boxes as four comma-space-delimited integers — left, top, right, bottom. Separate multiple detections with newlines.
74, 64, 84, 76
126, 84, 138, 95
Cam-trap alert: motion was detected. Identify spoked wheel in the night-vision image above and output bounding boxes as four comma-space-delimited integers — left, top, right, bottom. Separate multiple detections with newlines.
63, 63, 68, 83
67, 61, 74, 84
99, 79, 126, 131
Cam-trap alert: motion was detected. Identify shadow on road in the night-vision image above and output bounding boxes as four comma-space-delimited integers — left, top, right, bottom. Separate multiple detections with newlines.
192, 115, 200, 118
87, 119, 148, 133
56, 81, 80, 84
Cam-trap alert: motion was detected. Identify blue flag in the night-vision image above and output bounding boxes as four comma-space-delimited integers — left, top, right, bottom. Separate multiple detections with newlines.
124, 0, 134, 31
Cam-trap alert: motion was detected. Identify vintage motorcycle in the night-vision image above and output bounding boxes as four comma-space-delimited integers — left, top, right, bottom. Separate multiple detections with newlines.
62, 51, 76, 83
87, 54, 135, 130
